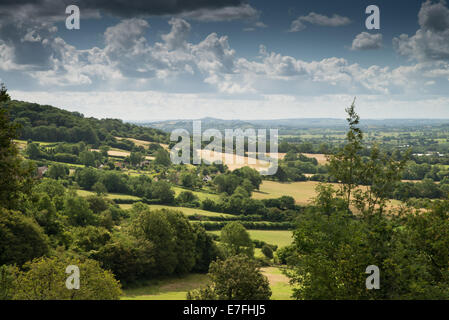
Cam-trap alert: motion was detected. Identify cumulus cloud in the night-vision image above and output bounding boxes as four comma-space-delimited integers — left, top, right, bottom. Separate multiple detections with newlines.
1, 12, 449, 99
0, 0, 257, 21
393, 0, 449, 61
289, 12, 351, 32
351, 32, 382, 50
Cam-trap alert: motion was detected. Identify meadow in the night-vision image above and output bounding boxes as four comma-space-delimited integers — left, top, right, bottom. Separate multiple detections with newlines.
209, 229, 293, 249
121, 267, 292, 300
253, 180, 325, 204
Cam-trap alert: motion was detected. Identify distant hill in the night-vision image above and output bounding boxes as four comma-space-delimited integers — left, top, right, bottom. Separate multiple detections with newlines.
1, 100, 169, 146
141, 117, 449, 133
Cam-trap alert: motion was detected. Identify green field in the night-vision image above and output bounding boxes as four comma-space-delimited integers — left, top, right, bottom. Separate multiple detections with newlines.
262, 267, 294, 300
121, 267, 292, 300
122, 274, 209, 300
253, 181, 324, 204
173, 186, 220, 201
117, 203, 236, 218
147, 205, 235, 218
76, 189, 142, 201
210, 230, 293, 248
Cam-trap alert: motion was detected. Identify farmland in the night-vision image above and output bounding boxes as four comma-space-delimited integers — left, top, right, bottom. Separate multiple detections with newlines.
121, 267, 292, 300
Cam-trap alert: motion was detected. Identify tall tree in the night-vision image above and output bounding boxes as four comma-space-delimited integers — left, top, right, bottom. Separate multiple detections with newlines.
327, 98, 363, 211
0, 84, 35, 210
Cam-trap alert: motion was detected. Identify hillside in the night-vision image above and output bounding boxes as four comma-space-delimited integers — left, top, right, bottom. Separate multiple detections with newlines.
1, 100, 169, 146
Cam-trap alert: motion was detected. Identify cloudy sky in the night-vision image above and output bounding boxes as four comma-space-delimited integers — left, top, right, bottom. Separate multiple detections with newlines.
1, 0, 449, 120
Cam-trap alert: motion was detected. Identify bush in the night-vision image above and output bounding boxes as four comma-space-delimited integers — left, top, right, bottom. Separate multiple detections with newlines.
0, 208, 49, 266
12, 256, 122, 299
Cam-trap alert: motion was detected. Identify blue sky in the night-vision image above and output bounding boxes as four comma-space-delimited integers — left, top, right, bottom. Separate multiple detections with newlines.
1, 0, 449, 120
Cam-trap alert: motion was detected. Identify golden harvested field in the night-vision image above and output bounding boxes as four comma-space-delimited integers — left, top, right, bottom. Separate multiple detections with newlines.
253, 181, 403, 209
301, 153, 328, 165
115, 137, 151, 148
115, 137, 169, 151
197, 149, 273, 172
91, 148, 154, 160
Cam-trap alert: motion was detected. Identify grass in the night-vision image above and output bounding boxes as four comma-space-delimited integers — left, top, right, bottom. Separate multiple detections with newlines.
253, 181, 324, 204
117, 203, 236, 218
121, 274, 210, 300
121, 267, 293, 300
209, 230, 293, 248
262, 267, 293, 300
146, 205, 236, 218
76, 189, 141, 201
172, 186, 220, 201
248, 230, 293, 248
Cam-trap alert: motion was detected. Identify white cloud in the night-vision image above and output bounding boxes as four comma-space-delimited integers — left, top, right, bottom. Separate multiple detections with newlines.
1, 15, 448, 107
289, 12, 351, 32
351, 32, 382, 50
393, 0, 449, 61
180, 4, 258, 22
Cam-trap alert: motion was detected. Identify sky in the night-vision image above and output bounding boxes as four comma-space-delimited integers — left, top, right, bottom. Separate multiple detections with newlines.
1, 0, 449, 121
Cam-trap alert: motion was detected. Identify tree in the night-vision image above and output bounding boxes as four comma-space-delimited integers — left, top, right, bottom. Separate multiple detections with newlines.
191, 224, 220, 273
188, 255, 271, 300
165, 210, 197, 274
0, 265, 19, 300
72, 226, 111, 253
75, 167, 99, 190
11, 256, 122, 300
131, 209, 178, 275
25, 142, 41, 160
151, 180, 175, 204
328, 100, 407, 215
287, 209, 374, 300
92, 181, 107, 196
261, 245, 273, 259
79, 150, 96, 167
0, 84, 35, 210
129, 151, 144, 166
0, 208, 49, 266
92, 235, 155, 285
154, 149, 171, 166
327, 99, 363, 211
176, 190, 198, 205
220, 222, 254, 258
47, 163, 69, 180
63, 195, 97, 227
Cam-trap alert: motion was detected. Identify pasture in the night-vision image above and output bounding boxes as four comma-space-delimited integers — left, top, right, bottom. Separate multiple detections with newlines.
121, 267, 292, 300
209, 230, 293, 249
253, 181, 324, 204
